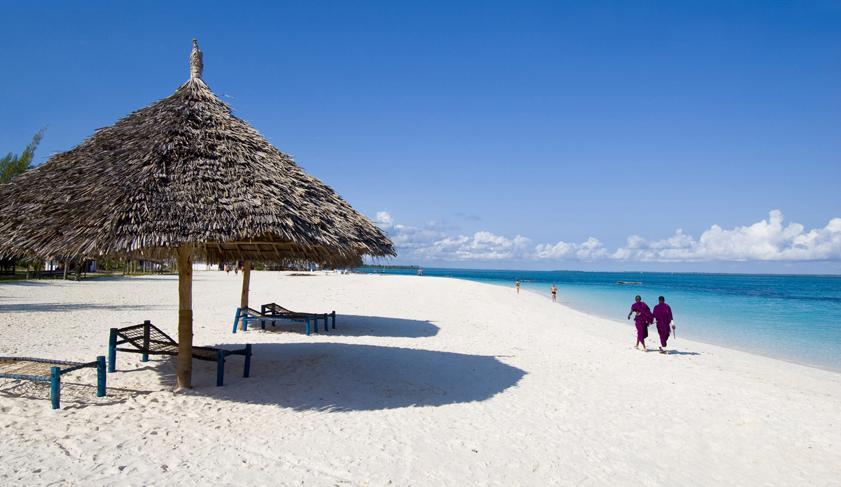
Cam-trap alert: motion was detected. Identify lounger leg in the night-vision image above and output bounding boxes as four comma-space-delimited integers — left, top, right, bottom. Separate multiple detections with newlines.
332, 311, 336, 329
261, 319, 265, 331
243, 315, 249, 332
141, 320, 151, 362
244, 344, 252, 378
50, 367, 61, 410
216, 351, 225, 387
96, 356, 106, 397
232, 307, 242, 334
107, 328, 118, 372
305, 317, 311, 336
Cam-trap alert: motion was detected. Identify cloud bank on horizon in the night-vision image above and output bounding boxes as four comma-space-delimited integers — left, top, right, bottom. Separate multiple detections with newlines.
374, 210, 841, 263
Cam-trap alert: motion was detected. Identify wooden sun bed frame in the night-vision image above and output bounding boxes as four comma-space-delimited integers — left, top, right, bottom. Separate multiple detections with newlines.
231, 304, 336, 336
108, 320, 251, 386
0, 356, 106, 409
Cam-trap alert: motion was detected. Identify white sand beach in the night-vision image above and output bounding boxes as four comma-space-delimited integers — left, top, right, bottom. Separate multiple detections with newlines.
1, 271, 840, 485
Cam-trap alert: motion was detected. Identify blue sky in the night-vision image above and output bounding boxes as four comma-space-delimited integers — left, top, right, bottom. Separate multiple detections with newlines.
2, 1, 840, 273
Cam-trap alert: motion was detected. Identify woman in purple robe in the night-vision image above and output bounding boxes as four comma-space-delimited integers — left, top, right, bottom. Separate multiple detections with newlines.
653, 296, 674, 354
627, 295, 653, 351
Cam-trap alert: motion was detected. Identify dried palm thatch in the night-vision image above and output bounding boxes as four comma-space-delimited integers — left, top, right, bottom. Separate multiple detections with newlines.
0, 40, 393, 265
0, 40, 394, 388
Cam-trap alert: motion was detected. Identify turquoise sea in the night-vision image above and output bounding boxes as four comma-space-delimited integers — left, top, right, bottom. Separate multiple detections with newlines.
357, 267, 841, 372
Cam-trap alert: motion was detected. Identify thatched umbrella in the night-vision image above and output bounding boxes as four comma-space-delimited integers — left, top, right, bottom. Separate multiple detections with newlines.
0, 40, 394, 388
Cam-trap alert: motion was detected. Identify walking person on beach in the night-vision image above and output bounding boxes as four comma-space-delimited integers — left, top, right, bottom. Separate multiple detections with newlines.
627, 295, 653, 351
515, 280, 521, 294
550, 284, 557, 302
653, 296, 675, 354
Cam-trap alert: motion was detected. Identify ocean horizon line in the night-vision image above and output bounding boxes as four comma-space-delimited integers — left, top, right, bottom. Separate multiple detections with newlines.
360, 264, 841, 279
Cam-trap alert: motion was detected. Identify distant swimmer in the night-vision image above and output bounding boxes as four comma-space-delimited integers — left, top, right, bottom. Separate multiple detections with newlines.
550, 284, 557, 302
515, 280, 521, 294
653, 296, 675, 354
627, 295, 653, 351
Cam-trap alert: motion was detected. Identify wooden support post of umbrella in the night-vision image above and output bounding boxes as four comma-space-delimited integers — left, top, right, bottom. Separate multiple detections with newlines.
176, 246, 193, 386
0, 39, 394, 389
239, 260, 251, 331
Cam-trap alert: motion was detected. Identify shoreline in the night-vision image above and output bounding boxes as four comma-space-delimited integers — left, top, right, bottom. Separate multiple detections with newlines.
519, 283, 841, 375
431, 273, 841, 378
368, 269, 841, 374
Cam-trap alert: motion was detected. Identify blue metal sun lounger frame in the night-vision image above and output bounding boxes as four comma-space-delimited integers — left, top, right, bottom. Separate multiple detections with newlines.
231, 305, 335, 336
108, 320, 252, 387
0, 356, 106, 409
261, 303, 336, 332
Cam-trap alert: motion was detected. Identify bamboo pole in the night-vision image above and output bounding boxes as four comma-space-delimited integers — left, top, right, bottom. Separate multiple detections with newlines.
239, 260, 251, 330
176, 246, 193, 389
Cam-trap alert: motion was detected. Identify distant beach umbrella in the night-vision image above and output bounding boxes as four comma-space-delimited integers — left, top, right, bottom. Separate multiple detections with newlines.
0, 39, 394, 388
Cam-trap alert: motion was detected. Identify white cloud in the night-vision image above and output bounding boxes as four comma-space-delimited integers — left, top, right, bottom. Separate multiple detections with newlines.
375, 209, 841, 263
373, 213, 448, 254
373, 212, 533, 261
612, 210, 841, 262
534, 237, 608, 260
533, 241, 573, 259
414, 231, 532, 260
375, 211, 394, 228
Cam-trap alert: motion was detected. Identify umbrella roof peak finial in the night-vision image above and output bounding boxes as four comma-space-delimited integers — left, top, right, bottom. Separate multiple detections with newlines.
190, 38, 203, 79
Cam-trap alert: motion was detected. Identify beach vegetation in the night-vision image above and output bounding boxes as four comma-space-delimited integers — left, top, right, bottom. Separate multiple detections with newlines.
0, 129, 44, 184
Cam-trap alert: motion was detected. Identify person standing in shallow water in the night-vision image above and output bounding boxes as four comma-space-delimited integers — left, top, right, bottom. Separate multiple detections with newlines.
515, 280, 521, 294
550, 284, 558, 302
627, 295, 653, 351
653, 296, 675, 354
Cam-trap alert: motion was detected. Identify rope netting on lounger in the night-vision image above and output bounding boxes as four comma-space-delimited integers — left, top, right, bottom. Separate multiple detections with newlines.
108, 320, 252, 386
0, 356, 106, 409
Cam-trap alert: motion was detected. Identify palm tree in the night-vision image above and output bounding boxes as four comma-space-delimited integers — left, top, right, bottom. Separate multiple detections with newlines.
0, 130, 44, 184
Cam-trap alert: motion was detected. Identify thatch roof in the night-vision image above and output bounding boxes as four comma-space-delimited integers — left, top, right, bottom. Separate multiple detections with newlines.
0, 40, 394, 265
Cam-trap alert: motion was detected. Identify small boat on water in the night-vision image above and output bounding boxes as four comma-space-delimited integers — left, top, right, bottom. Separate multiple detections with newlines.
616, 280, 642, 285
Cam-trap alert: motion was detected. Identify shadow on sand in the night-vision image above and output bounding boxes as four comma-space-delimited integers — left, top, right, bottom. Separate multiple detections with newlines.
0, 280, 50, 287
257, 314, 439, 338
0, 303, 170, 313
152, 343, 525, 412
0, 275, 176, 286
0, 381, 154, 409
93, 275, 179, 282
665, 350, 701, 356
644, 348, 701, 356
